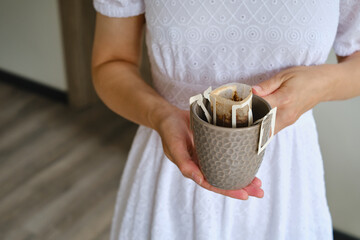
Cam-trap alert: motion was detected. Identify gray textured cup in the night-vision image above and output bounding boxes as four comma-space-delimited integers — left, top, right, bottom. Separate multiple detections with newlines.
190, 95, 274, 190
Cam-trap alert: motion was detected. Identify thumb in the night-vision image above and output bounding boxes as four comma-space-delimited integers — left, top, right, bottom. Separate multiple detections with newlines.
252, 74, 285, 97
261, 91, 280, 109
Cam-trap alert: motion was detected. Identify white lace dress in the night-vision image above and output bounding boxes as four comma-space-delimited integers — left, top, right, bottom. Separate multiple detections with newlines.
93, 1, 360, 239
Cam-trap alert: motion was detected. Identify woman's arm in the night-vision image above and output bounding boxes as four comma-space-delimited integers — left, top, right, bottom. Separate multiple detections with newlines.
92, 13, 173, 129
92, 13, 264, 200
252, 51, 360, 134
332, 51, 360, 100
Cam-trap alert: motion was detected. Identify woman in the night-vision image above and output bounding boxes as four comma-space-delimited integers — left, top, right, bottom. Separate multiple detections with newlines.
92, 0, 360, 239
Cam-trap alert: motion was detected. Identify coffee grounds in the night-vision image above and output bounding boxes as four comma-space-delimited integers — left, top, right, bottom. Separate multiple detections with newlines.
232, 91, 242, 101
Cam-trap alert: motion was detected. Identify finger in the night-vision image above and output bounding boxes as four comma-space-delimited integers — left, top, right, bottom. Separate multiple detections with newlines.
251, 177, 262, 187
262, 85, 291, 109
176, 155, 203, 182
262, 92, 279, 109
170, 139, 262, 200
200, 180, 250, 200
243, 182, 264, 198
252, 73, 286, 97
170, 141, 204, 183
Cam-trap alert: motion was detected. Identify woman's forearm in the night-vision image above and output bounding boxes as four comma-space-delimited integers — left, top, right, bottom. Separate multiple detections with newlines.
92, 13, 175, 131
323, 51, 360, 102
92, 61, 176, 131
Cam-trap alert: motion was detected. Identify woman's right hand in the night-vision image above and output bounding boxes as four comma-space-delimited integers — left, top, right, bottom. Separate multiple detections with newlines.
153, 105, 264, 200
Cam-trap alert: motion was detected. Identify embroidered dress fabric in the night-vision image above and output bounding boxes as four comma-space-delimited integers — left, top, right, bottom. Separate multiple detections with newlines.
93, 1, 360, 239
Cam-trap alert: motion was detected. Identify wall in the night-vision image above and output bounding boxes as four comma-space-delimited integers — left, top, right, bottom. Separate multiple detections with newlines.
0, 0, 67, 91
313, 50, 360, 238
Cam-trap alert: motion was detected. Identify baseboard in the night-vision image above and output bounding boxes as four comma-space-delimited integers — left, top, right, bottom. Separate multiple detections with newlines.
334, 229, 360, 240
0, 69, 68, 103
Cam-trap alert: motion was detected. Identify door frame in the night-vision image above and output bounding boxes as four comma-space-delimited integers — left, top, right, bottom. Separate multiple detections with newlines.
58, 0, 98, 107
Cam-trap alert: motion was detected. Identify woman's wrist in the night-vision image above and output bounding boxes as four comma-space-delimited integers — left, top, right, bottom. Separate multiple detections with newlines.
319, 51, 360, 102
147, 100, 178, 133
315, 63, 344, 103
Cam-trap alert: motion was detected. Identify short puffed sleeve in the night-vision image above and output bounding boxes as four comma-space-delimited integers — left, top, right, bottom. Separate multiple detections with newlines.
93, 0, 145, 18
333, 0, 360, 56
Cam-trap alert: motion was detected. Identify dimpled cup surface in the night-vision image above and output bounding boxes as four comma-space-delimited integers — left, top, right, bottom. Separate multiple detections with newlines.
190, 95, 272, 190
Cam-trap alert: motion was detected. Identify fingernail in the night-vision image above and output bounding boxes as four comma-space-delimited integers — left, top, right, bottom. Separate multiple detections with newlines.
252, 85, 262, 93
191, 172, 203, 186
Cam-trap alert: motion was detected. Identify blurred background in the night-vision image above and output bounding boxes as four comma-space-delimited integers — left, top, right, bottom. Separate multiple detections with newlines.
0, 0, 359, 240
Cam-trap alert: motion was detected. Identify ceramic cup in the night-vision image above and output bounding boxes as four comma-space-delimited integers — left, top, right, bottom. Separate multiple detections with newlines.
190, 95, 276, 190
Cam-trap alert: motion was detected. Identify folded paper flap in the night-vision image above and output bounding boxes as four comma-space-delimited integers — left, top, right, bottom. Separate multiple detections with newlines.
231, 104, 253, 128
257, 107, 277, 155
203, 86, 212, 101
260, 114, 272, 146
189, 94, 212, 124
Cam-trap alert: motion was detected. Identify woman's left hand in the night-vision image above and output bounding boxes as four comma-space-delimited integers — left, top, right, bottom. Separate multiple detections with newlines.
252, 65, 337, 134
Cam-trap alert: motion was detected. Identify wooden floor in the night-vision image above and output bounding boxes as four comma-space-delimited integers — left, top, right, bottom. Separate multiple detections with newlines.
0, 81, 138, 240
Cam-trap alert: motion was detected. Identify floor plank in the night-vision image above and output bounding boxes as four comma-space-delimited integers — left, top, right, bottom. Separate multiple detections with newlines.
0, 80, 138, 240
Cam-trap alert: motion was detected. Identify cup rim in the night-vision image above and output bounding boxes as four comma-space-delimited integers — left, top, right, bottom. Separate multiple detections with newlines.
191, 95, 271, 132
